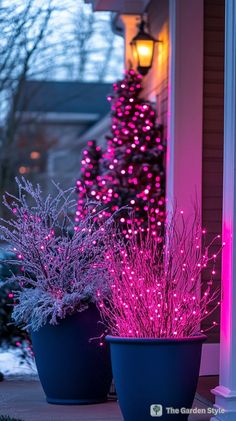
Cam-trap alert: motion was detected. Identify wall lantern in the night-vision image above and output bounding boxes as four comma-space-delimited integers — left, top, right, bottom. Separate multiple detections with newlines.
130, 19, 161, 76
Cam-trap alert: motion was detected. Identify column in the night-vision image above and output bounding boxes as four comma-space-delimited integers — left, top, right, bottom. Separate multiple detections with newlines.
211, 0, 236, 419
167, 0, 203, 214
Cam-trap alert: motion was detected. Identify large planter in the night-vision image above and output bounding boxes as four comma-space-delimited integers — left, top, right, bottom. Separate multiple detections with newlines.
31, 305, 112, 404
106, 335, 206, 421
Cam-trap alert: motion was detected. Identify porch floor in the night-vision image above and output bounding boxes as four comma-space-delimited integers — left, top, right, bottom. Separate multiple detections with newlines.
0, 377, 216, 421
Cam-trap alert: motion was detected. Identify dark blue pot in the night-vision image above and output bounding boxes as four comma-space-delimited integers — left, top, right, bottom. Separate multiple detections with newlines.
31, 305, 112, 405
106, 335, 206, 421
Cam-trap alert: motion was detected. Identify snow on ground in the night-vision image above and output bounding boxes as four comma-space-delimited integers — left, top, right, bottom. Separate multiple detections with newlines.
0, 347, 37, 377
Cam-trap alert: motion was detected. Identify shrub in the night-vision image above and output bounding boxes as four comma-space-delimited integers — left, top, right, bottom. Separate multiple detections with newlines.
0, 178, 115, 331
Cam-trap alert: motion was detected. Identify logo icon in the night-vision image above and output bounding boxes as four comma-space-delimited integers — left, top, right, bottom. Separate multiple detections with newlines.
150, 404, 163, 417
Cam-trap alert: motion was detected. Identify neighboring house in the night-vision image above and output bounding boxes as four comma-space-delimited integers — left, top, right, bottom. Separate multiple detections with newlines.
87, 0, 236, 419
16, 80, 112, 191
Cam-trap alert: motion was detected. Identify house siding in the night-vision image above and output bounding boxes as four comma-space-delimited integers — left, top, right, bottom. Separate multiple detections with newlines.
202, 0, 225, 342
142, 0, 169, 140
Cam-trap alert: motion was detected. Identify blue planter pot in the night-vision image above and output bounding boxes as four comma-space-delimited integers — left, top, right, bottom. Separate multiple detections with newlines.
31, 305, 112, 405
106, 335, 206, 421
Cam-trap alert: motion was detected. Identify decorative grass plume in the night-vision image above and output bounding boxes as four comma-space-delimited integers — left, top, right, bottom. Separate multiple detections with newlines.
99, 210, 222, 338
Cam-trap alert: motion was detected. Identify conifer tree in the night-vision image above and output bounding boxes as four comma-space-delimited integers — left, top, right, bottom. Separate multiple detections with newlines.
76, 70, 165, 236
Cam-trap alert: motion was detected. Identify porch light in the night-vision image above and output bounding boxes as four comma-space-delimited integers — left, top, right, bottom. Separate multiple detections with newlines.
130, 19, 160, 76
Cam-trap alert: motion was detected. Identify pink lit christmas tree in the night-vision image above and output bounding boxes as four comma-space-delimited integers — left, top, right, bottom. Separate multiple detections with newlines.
76, 70, 165, 235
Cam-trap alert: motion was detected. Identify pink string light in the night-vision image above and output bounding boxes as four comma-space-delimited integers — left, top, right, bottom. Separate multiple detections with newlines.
99, 211, 223, 338
75, 70, 165, 233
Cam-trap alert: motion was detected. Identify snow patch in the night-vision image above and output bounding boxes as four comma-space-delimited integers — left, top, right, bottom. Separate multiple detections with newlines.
0, 347, 37, 376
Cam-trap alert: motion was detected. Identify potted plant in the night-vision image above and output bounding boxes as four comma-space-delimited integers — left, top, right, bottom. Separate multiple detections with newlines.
0, 178, 114, 404
99, 211, 222, 421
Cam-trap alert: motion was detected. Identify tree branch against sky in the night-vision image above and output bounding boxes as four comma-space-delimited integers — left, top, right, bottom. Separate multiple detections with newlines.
0, 0, 56, 197
60, 1, 124, 81
0, 0, 124, 201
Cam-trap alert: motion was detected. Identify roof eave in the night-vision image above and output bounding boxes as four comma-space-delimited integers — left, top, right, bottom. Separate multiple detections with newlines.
84, 0, 150, 14
16, 111, 100, 124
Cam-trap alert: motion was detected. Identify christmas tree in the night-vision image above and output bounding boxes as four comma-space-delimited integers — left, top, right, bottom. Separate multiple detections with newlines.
76, 70, 165, 236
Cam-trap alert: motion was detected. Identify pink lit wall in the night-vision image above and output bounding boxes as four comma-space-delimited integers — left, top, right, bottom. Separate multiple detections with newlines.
201, 0, 225, 341
167, 0, 204, 217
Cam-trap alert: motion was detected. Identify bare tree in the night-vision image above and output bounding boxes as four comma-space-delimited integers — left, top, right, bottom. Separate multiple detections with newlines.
69, 3, 123, 81
0, 0, 124, 205
0, 0, 57, 198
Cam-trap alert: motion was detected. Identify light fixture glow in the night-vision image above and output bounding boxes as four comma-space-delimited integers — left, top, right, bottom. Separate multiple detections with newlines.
130, 19, 161, 75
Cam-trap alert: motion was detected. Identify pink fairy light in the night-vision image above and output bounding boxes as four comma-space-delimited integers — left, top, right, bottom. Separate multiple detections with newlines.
75, 70, 165, 230
99, 211, 222, 339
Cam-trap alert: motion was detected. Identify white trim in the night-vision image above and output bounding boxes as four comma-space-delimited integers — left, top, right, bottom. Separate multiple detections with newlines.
79, 113, 110, 146
47, 150, 65, 177
16, 111, 99, 124
211, 0, 236, 419
200, 344, 220, 376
